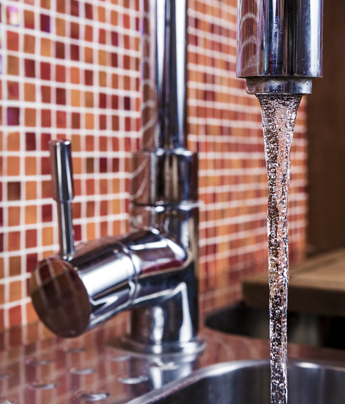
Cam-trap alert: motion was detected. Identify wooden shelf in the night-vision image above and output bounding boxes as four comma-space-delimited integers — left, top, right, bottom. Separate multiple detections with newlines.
243, 249, 345, 317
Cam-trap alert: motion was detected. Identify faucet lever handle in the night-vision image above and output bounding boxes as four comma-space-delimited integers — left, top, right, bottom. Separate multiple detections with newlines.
49, 139, 75, 202
49, 139, 75, 257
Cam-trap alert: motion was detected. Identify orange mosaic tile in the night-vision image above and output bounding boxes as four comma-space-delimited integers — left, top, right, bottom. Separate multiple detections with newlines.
0, 0, 307, 335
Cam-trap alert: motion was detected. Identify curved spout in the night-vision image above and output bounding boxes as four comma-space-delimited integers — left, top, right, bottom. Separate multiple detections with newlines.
30, 228, 197, 339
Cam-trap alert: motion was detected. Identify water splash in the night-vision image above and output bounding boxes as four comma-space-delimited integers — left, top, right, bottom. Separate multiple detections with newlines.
256, 94, 302, 404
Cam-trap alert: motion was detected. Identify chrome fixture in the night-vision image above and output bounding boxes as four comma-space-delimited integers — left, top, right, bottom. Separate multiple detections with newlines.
30, 0, 201, 355
237, 0, 323, 94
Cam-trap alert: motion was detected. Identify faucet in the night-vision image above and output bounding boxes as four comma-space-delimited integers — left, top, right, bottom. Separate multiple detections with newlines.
29, 0, 202, 355
237, 0, 323, 94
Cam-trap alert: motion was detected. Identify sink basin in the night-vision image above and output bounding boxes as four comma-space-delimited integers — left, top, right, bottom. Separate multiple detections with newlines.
129, 360, 345, 404
205, 301, 345, 350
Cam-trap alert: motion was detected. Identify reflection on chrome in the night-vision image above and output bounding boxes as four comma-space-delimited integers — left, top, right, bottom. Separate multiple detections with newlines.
30, 0, 202, 356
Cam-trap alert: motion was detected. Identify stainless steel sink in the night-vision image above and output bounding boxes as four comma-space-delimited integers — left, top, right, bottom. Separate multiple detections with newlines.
128, 360, 345, 404
205, 301, 345, 350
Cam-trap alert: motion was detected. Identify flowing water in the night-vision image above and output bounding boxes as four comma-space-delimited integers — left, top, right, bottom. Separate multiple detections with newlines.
256, 94, 302, 404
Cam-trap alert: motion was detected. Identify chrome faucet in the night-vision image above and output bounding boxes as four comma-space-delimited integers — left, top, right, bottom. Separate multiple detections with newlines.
29, 0, 202, 355
237, 0, 323, 94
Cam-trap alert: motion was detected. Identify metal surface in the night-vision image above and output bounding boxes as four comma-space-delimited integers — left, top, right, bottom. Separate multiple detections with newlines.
3, 320, 345, 404
128, 360, 345, 404
237, 0, 323, 94
131, 149, 198, 205
49, 140, 75, 257
141, 0, 188, 150
30, 0, 200, 354
136, 0, 196, 205
30, 222, 200, 352
206, 301, 345, 351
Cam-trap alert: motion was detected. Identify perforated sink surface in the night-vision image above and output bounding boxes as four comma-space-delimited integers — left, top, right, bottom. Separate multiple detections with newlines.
2, 320, 345, 404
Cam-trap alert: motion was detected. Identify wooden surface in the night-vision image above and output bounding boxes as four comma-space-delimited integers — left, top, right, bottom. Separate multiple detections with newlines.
243, 249, 345, 317
307, 0, 345, 254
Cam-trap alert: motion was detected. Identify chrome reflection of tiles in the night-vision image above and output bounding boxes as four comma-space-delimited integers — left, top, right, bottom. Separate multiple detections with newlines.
0, 0, 307, 340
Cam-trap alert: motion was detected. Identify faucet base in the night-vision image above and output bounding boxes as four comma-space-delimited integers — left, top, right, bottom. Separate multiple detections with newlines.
108, 334, 205, 356
246, 77, 313, 95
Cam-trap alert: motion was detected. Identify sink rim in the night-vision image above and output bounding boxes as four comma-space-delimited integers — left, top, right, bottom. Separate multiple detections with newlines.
126, 358, 345, 404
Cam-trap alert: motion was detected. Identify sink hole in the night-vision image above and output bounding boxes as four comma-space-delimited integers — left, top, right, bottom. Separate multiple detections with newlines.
118, 375, 148, 385
28, 381, 59, 390
77, 392, 110, 401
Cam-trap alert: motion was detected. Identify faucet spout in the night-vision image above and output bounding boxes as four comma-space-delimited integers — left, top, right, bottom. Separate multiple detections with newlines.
237, 0, 323, 94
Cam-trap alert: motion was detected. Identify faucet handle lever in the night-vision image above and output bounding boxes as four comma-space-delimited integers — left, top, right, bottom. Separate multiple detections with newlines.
50, 139, 74, 202
49, 139, 75, 257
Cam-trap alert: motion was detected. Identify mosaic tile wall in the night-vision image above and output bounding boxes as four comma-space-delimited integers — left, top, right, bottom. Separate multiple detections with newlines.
0, 0, 308, 334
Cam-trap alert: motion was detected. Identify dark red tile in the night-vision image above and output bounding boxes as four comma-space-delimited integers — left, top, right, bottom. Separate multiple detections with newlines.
112, 158, 119, 172
7, 182, 21, 200
74, 224, 81, 241
41, 133, 51, 150
40, 14, 50, 32
99, 115, 106, 130
72, 202, 81, 219
56, 42, 65, 59
71, 0, 79, 16
7, 81, 19, 99
41, 86, 51, 103
71, 44, 79, 61
100, 158, 107, 173
41, 204, 52, 222
40, 62, 51, 80
85, 3, 93, 19
72, 113, 80, 129
85, 70, 93, 85
71, 22, 79, 39
25, 133, 36, 151
7, 107, 19, 126
41, 157, 51, 175
112, 95, 118, 109
56, 88, 66, 105
111, 31, 118, 46
24, 59, 35, 78
99, 93, 106, 108
111, 53, 118, 67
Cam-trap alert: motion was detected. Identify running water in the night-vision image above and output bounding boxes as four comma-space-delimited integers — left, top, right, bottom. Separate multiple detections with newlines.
256, 94, 302, 404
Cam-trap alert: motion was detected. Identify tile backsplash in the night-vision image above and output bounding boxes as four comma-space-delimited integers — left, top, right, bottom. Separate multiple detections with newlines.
0, 0, 307, 333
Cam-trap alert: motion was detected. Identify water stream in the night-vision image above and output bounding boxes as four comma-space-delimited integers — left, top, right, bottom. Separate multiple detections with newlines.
256, 94, 302, 404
